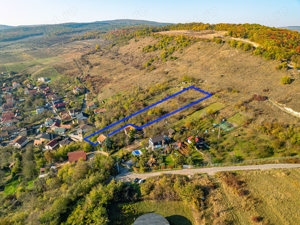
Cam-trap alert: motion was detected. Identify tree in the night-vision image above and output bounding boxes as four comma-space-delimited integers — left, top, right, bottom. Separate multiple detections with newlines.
95, 44, 100, 51
22, 147, 36, 180
281, 76, 292, 84
44, 151, 55, 163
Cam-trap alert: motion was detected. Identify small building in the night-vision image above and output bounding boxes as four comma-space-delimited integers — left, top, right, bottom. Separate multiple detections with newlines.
54, 127, 66, 135
97, 134, 107, 144
87, 102, 97, 110
59, 138, 73, 147
37, 77, 50, 83
45, 117, 56, 127
68, 151, 87, 163
76, 112, 89, 122
149, 135, 166, 150
68, 109, 76, 118
133, 213, 169, 225
124, 125, 136, 136
13, 136, 28, 149
94, 108, 106, 114
168, 128, 175, 137
34, 133, 57, 146
45, 139, 58, 150
0, 131, 9, 140
78, 124, 93, 134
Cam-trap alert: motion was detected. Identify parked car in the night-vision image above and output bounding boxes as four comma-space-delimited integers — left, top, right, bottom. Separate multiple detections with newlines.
138, 179, 146, 184
133, 178, 139, 183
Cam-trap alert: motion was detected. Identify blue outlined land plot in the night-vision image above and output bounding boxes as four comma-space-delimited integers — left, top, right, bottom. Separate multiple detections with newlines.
84, 86, 212, 146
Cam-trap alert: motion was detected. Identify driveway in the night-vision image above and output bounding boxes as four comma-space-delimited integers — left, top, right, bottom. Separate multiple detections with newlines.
115, 163, 300, 181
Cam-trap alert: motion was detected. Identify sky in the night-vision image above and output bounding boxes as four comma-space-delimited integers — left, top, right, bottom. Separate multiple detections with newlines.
0, 0, 300, 27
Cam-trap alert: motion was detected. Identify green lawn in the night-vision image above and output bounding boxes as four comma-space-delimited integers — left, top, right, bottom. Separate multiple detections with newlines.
165, 155, 174, 165
0, 57, 60, 73
109, 200, 195, 225
31, 66, 62, 81
3, 180, 19, 196
176, 102, 225, 126
227, 113, 245, 126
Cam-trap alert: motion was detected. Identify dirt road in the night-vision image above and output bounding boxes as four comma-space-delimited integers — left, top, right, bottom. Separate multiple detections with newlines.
116, 164, 300, 181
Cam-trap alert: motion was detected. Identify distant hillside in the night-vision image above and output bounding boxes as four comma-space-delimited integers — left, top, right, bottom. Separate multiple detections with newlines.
281, 26, 300, 31
0, 25, 14, 30
0, 19, 172, 42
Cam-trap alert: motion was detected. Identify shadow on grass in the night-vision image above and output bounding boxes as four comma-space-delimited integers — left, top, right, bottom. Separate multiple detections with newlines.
166, 215, 192, 225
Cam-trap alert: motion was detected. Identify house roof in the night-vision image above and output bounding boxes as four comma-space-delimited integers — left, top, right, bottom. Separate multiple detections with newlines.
0, 131, 8, 137
76, 112, 89, 120
94, 108, 106, 113
150, 135, 165, 143
67, 151, 86, 163
46, 139, 58, 148
87, 102, 96, 107
59, 138, 73, 146
14, 136, 27, 145
187, 136, 199, 143
79, 124, 93, 131
37, 133, 56, 140
97, 134, 107, 143
124, 125, 136, 132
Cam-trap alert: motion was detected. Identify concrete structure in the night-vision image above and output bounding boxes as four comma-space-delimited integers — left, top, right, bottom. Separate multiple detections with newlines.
133, 213, 169, 225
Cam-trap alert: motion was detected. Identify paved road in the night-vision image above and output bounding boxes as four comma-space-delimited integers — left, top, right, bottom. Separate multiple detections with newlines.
116, 164, 300, 181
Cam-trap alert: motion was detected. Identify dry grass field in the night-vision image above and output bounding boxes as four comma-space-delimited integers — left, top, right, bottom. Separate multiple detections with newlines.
214, 168, 300, 224
60, 35, 300, 125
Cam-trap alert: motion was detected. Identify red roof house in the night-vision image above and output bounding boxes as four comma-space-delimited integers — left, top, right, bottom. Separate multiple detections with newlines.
68, 151, 87, 163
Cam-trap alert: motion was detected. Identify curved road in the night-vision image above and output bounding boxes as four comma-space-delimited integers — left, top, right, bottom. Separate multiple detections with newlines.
116, 164, 300, 181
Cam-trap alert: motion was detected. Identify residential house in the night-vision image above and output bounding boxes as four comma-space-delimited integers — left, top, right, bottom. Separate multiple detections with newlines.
53, 102, 66, 111
68, 109, 76, 118
38, 77, 50, 83
0, 131, 9, 141
94, 108, 106, 114
45, 139, 58, 150
45, 117, 56, 127
72, 86, 84, 95
76, 112, 89, 123
69, 132, 83, 142
68, 151, 86, 163
97, 134, 107, 145
168, 128, 175, 138
87, 102, 97, 110
1, 125, 18, 134
59, 138, 73, 147
124, 125, 136, 136
36, 106, 45, 114
54, 127, 66, 135
187, 136, 206, 149
149, 135, 166, 150
60, 111, 72, 121
34, 133, 57, 146
78, 124, 93, 134
13, 136, 28, 149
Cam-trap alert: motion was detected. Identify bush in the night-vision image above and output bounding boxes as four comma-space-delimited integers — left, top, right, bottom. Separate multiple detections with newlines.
277, 62, 288, 70
281, 76, 292, 84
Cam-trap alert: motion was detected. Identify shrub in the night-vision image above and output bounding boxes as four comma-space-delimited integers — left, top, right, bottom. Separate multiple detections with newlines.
243, 43, 252, 51
281, 76, 292, 84
277, 62, 288, 70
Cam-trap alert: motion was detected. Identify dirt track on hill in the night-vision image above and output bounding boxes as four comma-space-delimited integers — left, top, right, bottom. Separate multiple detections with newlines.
116, 164, 300, 180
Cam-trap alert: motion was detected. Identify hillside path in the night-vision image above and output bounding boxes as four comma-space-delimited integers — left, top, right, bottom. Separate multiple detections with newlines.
116, 164, 300, 180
